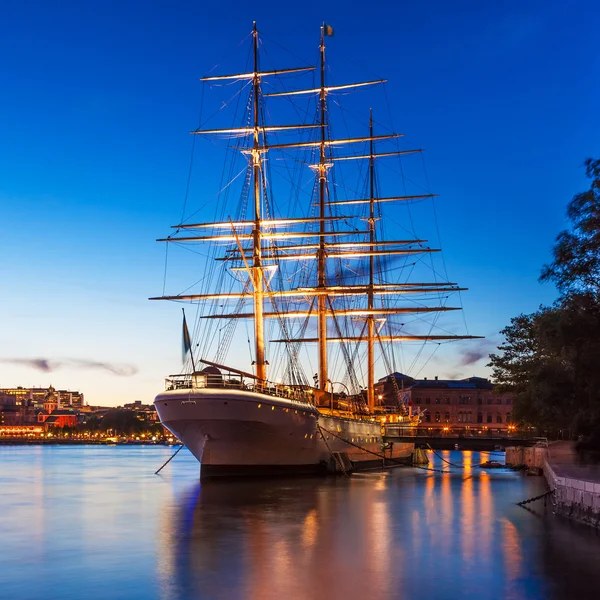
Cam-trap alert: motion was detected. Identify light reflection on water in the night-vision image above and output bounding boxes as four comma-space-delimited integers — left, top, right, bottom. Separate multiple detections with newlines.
1, 446, 599, 600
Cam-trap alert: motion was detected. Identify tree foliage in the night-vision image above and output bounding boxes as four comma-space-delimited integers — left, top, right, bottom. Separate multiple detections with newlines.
540, 158, 600, 295
490, 159, 600, 439
100, 409, 145, 434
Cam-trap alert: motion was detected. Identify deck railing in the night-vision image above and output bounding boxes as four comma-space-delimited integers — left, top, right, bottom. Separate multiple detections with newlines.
164, 372, 314, 405
165, 371, 420, 421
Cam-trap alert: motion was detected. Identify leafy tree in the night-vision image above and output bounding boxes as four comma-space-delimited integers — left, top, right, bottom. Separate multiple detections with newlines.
554, 293, 600, 438
100, 409, 144, 435
488, 307, 577, 435
83, 415, 101, 431
490, 158, 600, 440
540, 158, 600, 295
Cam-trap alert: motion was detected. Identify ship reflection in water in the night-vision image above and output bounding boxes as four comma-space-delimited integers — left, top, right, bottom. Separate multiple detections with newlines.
157, 450, 600, 600
1, 447, 599, 600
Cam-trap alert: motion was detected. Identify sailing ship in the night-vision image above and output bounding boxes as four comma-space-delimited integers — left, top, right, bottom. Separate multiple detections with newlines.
152, 23, 479, 478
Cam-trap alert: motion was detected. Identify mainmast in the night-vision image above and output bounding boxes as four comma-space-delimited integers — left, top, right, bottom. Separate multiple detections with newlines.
317, 24, 328, 394
367, 110, 375, 410
251, 22, 266, 383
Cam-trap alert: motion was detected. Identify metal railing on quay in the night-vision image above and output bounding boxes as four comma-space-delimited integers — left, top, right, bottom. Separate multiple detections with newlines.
384, 425, 536, 439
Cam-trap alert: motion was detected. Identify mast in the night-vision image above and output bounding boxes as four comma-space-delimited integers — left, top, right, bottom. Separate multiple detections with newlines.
317, 23, 328, 393
251, 22, 266, 383
367, 109, 375, 410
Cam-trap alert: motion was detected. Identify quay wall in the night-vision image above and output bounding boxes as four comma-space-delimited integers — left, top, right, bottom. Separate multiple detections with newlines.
507, 442, 600, 527
544, 459, 600, 527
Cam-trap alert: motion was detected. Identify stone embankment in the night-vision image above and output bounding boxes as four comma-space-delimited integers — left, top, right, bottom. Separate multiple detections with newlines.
507, 441, 600, 527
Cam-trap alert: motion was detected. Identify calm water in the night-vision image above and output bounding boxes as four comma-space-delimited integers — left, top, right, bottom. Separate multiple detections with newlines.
1, 446, 599, 600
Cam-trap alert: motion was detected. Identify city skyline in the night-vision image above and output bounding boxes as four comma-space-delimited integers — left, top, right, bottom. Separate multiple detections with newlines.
1, 0, 598, 405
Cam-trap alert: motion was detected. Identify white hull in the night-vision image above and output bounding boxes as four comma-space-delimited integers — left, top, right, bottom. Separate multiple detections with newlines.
154, 388, 414, 477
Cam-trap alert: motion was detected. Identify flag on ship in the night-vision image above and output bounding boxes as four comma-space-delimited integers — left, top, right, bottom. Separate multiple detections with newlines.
324, 23, 334, 36
182, 309, 192, 364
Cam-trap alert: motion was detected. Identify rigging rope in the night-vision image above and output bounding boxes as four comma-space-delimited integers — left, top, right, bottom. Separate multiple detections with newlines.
163, 29, 473, 397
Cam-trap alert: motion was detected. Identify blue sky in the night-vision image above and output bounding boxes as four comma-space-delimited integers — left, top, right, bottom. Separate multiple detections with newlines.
0, 0, 598, 405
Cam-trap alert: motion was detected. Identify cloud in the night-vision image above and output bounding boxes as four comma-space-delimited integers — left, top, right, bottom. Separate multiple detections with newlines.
0, 357, 138, 376
455, 339, 499, 367
70, 360, 138, 377
460, 349, 488, 367
10, 358, 57, 372
444, 370, 464, 380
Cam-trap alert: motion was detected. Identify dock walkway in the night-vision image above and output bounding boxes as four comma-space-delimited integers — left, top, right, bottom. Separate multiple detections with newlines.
544, 441, 600, 527
547, 441, 600, 484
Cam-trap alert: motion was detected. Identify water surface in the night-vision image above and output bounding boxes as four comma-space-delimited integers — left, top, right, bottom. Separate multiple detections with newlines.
1, 445, 598, 599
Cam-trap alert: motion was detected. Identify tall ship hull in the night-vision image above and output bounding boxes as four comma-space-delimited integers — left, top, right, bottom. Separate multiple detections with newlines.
155, 387, 414, 478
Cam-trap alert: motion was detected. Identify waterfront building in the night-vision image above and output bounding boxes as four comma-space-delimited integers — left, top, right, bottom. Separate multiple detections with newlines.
0, 386, 85, 409
0, 425, 44, 437
375, 374, 513, 434
38, 408, 79, 429
122, 401, 159, 422
43, 386, 59, 413
0, 386, 85, 425
0, 393, 20, 425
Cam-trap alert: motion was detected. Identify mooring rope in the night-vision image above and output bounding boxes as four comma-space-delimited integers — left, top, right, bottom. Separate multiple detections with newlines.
316, 425, 350, 477
516, 488, 555, 507
155, 444, 184, 475
426, 444, 466, 469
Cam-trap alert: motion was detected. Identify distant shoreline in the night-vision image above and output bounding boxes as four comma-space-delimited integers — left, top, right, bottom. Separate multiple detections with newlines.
0, 439, 173, 446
